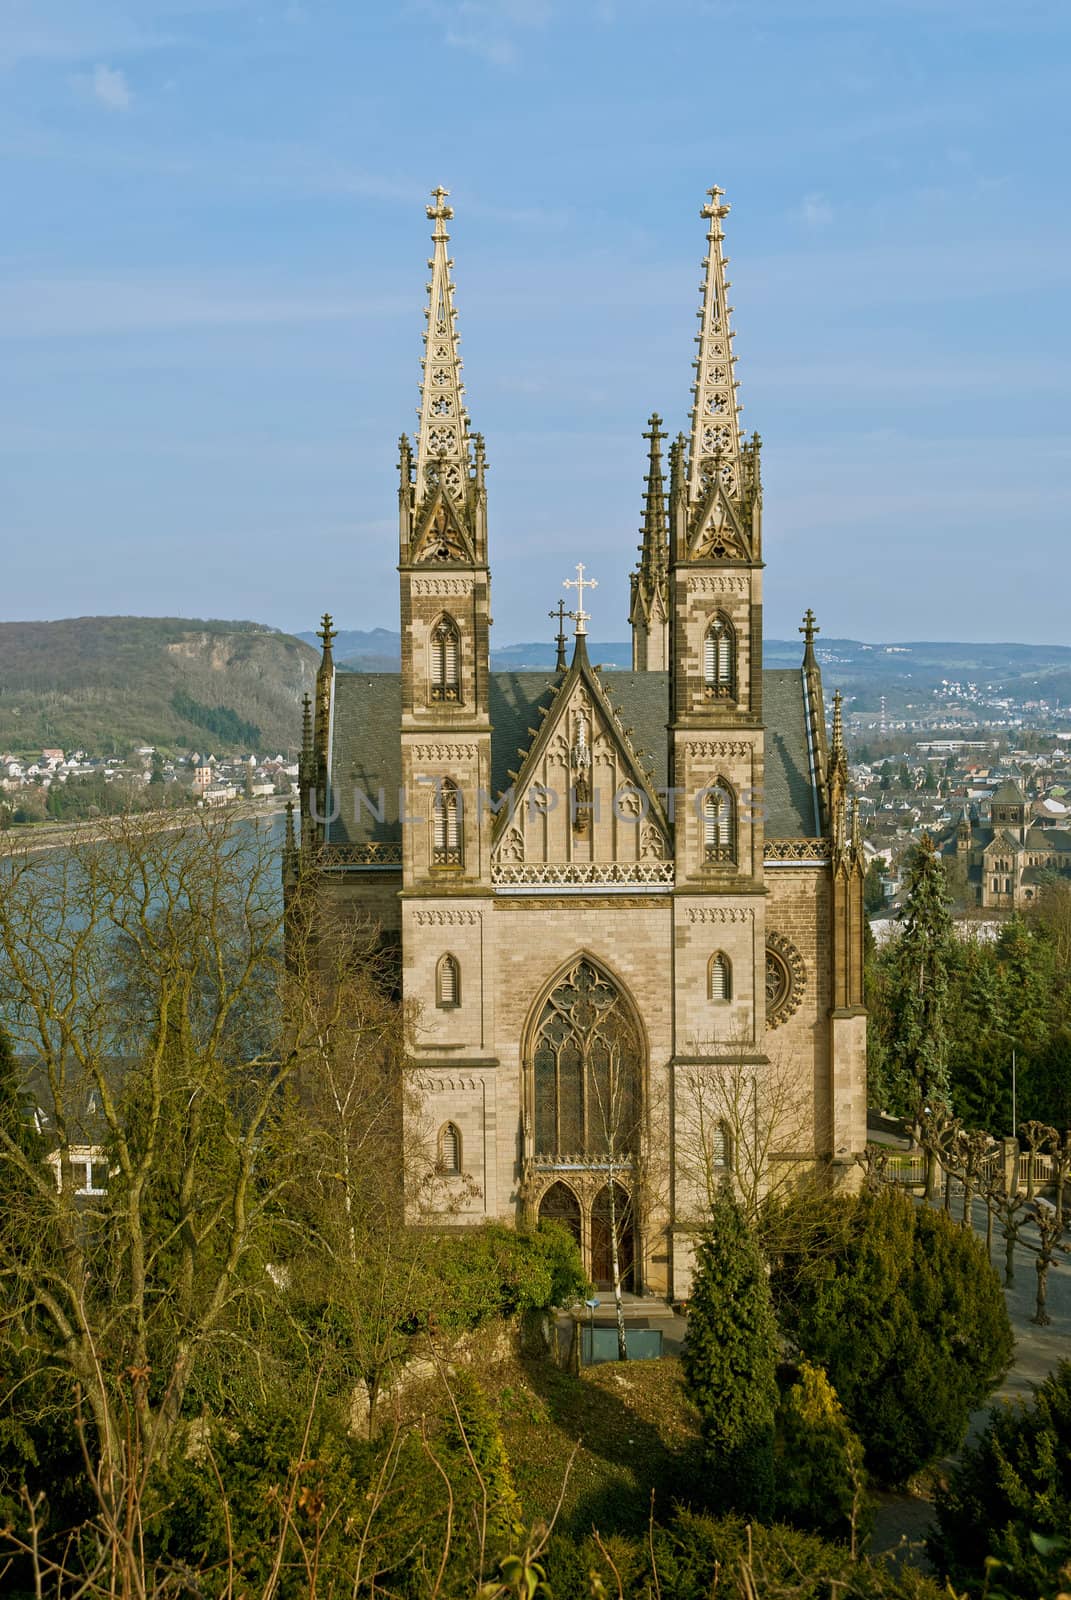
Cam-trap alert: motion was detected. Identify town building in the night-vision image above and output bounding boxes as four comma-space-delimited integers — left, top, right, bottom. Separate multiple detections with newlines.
286, 187, 868, 1297
944, 778, 1071, 909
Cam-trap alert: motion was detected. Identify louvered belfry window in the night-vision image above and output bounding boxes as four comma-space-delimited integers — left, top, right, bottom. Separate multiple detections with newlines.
430, 617, 461, 703
703, 614, 735, 700
432, 779, 462, 866
439, 1122, 461, 1173
712, 1120, 732, 1169
703, 783, 735, 863
708, 952, 732, 1002
437, 953, 460, 1008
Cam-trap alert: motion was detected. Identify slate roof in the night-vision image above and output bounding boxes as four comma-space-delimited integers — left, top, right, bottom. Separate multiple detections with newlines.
991, 779, 1026, 806
326, 667, 820, 846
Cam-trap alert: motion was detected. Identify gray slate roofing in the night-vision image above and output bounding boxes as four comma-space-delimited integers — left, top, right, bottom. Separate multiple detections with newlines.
326, 667, 819, 846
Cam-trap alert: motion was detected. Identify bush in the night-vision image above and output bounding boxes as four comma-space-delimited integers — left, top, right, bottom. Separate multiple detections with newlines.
543, 1508, 947, 1600
681, 1184, 779, 1515
773, 1361, 869, 1543
930, 1359, 1071, 1599
772, 1188, 1013, 1484
418, 1220, 588, 1334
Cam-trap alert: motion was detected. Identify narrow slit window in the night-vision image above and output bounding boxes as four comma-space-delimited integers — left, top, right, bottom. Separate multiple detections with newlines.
439, 1121, 462, 1174
708, 952, 732, 1002
436, 953, 460, 1008
703, 614, 736, 700
430, 617, 461, 703
703, 783, 735, 863
432, 779, 463, 866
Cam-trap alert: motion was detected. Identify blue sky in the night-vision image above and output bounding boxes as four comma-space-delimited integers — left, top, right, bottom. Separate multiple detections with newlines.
2, 0, 1069, 646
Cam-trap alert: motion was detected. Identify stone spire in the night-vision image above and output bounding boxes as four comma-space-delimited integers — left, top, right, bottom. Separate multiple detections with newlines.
688, 186, 744, 506
414, 186, 473, 507
630, 414, 671, 670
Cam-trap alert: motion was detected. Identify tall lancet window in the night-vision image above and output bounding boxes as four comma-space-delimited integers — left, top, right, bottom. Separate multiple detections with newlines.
703, 782, 736, 864
432, 778, 463, 867
430, 617, 461, 703
703, 614, 736, 700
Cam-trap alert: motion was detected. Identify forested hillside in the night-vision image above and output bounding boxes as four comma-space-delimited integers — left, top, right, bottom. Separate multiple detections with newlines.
0, 617, 317, 755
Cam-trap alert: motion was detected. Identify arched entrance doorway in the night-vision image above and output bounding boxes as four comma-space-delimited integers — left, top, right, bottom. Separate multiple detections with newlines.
538, 1180, 582, 1249
591, 1181, 634, 1291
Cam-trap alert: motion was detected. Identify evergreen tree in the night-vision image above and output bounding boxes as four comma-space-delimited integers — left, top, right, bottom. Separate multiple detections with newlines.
682, 1183, 779, 1516
930, 1360, 1071, 1600
885, 834, 956, 1116
773, 1188, 1013, 1485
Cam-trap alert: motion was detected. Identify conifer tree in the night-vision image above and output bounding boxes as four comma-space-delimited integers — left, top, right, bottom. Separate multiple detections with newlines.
682, 1182, 779, 1516
885, 834, 956, 1116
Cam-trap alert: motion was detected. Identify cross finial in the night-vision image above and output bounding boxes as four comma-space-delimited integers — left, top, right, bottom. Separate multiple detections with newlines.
318, 612, 337, 653
426, 185, 454, 228
799, 608, 819, 647
549, 599, 571, 672
701, 184, 730, 222
563, 563, 598, 636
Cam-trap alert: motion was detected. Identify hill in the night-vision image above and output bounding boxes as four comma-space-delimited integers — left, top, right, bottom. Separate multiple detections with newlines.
299, 626, 1071, 709
0, 617, 318, 756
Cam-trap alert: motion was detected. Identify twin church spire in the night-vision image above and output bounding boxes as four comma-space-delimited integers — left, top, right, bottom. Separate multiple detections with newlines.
399, 183, 760, 641
414, 186, 474, 503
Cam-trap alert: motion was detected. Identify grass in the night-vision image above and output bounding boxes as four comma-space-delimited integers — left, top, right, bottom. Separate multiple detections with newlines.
484, 1354, 704, 1539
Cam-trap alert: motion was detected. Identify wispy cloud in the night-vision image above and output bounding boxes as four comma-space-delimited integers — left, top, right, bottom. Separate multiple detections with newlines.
795, 191, 832, 228
0, 273, 409, 339
91, 63, 131, 111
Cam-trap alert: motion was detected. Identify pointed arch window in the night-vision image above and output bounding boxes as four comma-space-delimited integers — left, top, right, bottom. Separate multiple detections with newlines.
703, 783, 736, 864
531, 958, 641, 1161
430, 616, 461, 703
703, 614, 736, 701
438, 1121, 462, 1174
708, 952, 732, 1002
432, 779, 463, 867
436, 953, 461, 1009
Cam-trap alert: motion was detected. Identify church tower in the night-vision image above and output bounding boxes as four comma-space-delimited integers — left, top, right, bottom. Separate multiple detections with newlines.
397, 188, 493, 890
629, 414, 670, 670
668, 186, 768, 1051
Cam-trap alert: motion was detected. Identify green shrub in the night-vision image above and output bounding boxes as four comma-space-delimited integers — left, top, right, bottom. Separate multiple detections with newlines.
930, 1359, 1071, 1599
419, 1221, 587, 1334
773, 1187, 1012, 1484
543, 1508, 947, 1600
773, 1360, 869, 1543
681, 1184, 779, 1516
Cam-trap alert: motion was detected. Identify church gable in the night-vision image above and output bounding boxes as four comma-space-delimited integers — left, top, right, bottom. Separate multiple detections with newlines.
491, 658, 671, 872
410, 487, 476, 565
687, 477, 750, 561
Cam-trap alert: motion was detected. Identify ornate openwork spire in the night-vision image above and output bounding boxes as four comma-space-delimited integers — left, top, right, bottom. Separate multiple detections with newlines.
688, 186, 744, 506
414, 186, 473, 506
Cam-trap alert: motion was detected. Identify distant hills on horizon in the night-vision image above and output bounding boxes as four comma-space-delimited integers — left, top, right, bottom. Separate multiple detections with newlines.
297, 627, 1071, 711
1, 615, 1067, 758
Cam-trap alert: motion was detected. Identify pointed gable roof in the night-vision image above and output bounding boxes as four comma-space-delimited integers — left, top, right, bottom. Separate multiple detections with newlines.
491, 633, 672, 849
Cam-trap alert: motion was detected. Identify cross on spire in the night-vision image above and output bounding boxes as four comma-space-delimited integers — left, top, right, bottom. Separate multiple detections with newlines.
426, 185, 454, 232
549, 598, 571, 671
799, 608, 819, 647
318, 612, 337, 653
563, 563, 598, 636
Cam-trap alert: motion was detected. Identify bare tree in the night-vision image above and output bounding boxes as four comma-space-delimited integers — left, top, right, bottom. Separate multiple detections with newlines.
676, 1027, 815, 1231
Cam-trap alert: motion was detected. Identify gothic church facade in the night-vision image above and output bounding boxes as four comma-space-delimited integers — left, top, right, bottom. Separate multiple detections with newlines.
287, 187, 867, 1298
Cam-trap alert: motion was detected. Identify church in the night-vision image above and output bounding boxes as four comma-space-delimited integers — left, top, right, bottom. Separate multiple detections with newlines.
286, 186, 867, 1299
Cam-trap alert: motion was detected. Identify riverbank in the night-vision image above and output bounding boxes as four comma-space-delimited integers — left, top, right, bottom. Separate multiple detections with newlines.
0, 797, 288, 857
